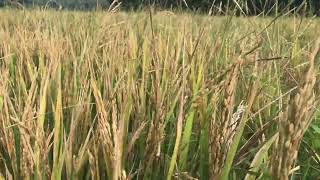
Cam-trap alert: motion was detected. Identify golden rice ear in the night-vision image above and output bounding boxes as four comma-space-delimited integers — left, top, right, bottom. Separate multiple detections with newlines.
210, 38, 262, 179
271, 38, 320, 180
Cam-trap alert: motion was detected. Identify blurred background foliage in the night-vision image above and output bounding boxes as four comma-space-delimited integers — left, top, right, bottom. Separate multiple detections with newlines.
0, 0, 319, 15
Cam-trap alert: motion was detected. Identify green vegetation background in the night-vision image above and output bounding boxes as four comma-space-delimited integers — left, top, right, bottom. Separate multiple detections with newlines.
0, 0, 319, 15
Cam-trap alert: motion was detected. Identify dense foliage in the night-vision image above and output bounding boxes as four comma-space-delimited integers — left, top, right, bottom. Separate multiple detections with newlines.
1, 9, 320, 180
0, 0, 319, 15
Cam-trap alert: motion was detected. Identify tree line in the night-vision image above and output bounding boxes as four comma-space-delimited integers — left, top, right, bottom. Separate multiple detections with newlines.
0, 0, 319, 15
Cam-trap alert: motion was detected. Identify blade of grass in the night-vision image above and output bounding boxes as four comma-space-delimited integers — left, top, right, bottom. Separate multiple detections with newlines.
167, 61, 185, 180
244, 133, 279, 180
179, 32, 203, 170
51, 63, 63, 180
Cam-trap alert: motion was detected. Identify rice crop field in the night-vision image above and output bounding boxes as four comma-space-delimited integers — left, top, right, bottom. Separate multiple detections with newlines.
0, 9, 320, 180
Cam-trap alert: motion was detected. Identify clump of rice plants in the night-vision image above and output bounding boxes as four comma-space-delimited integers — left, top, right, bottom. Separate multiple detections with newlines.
0, 9, 320, 180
